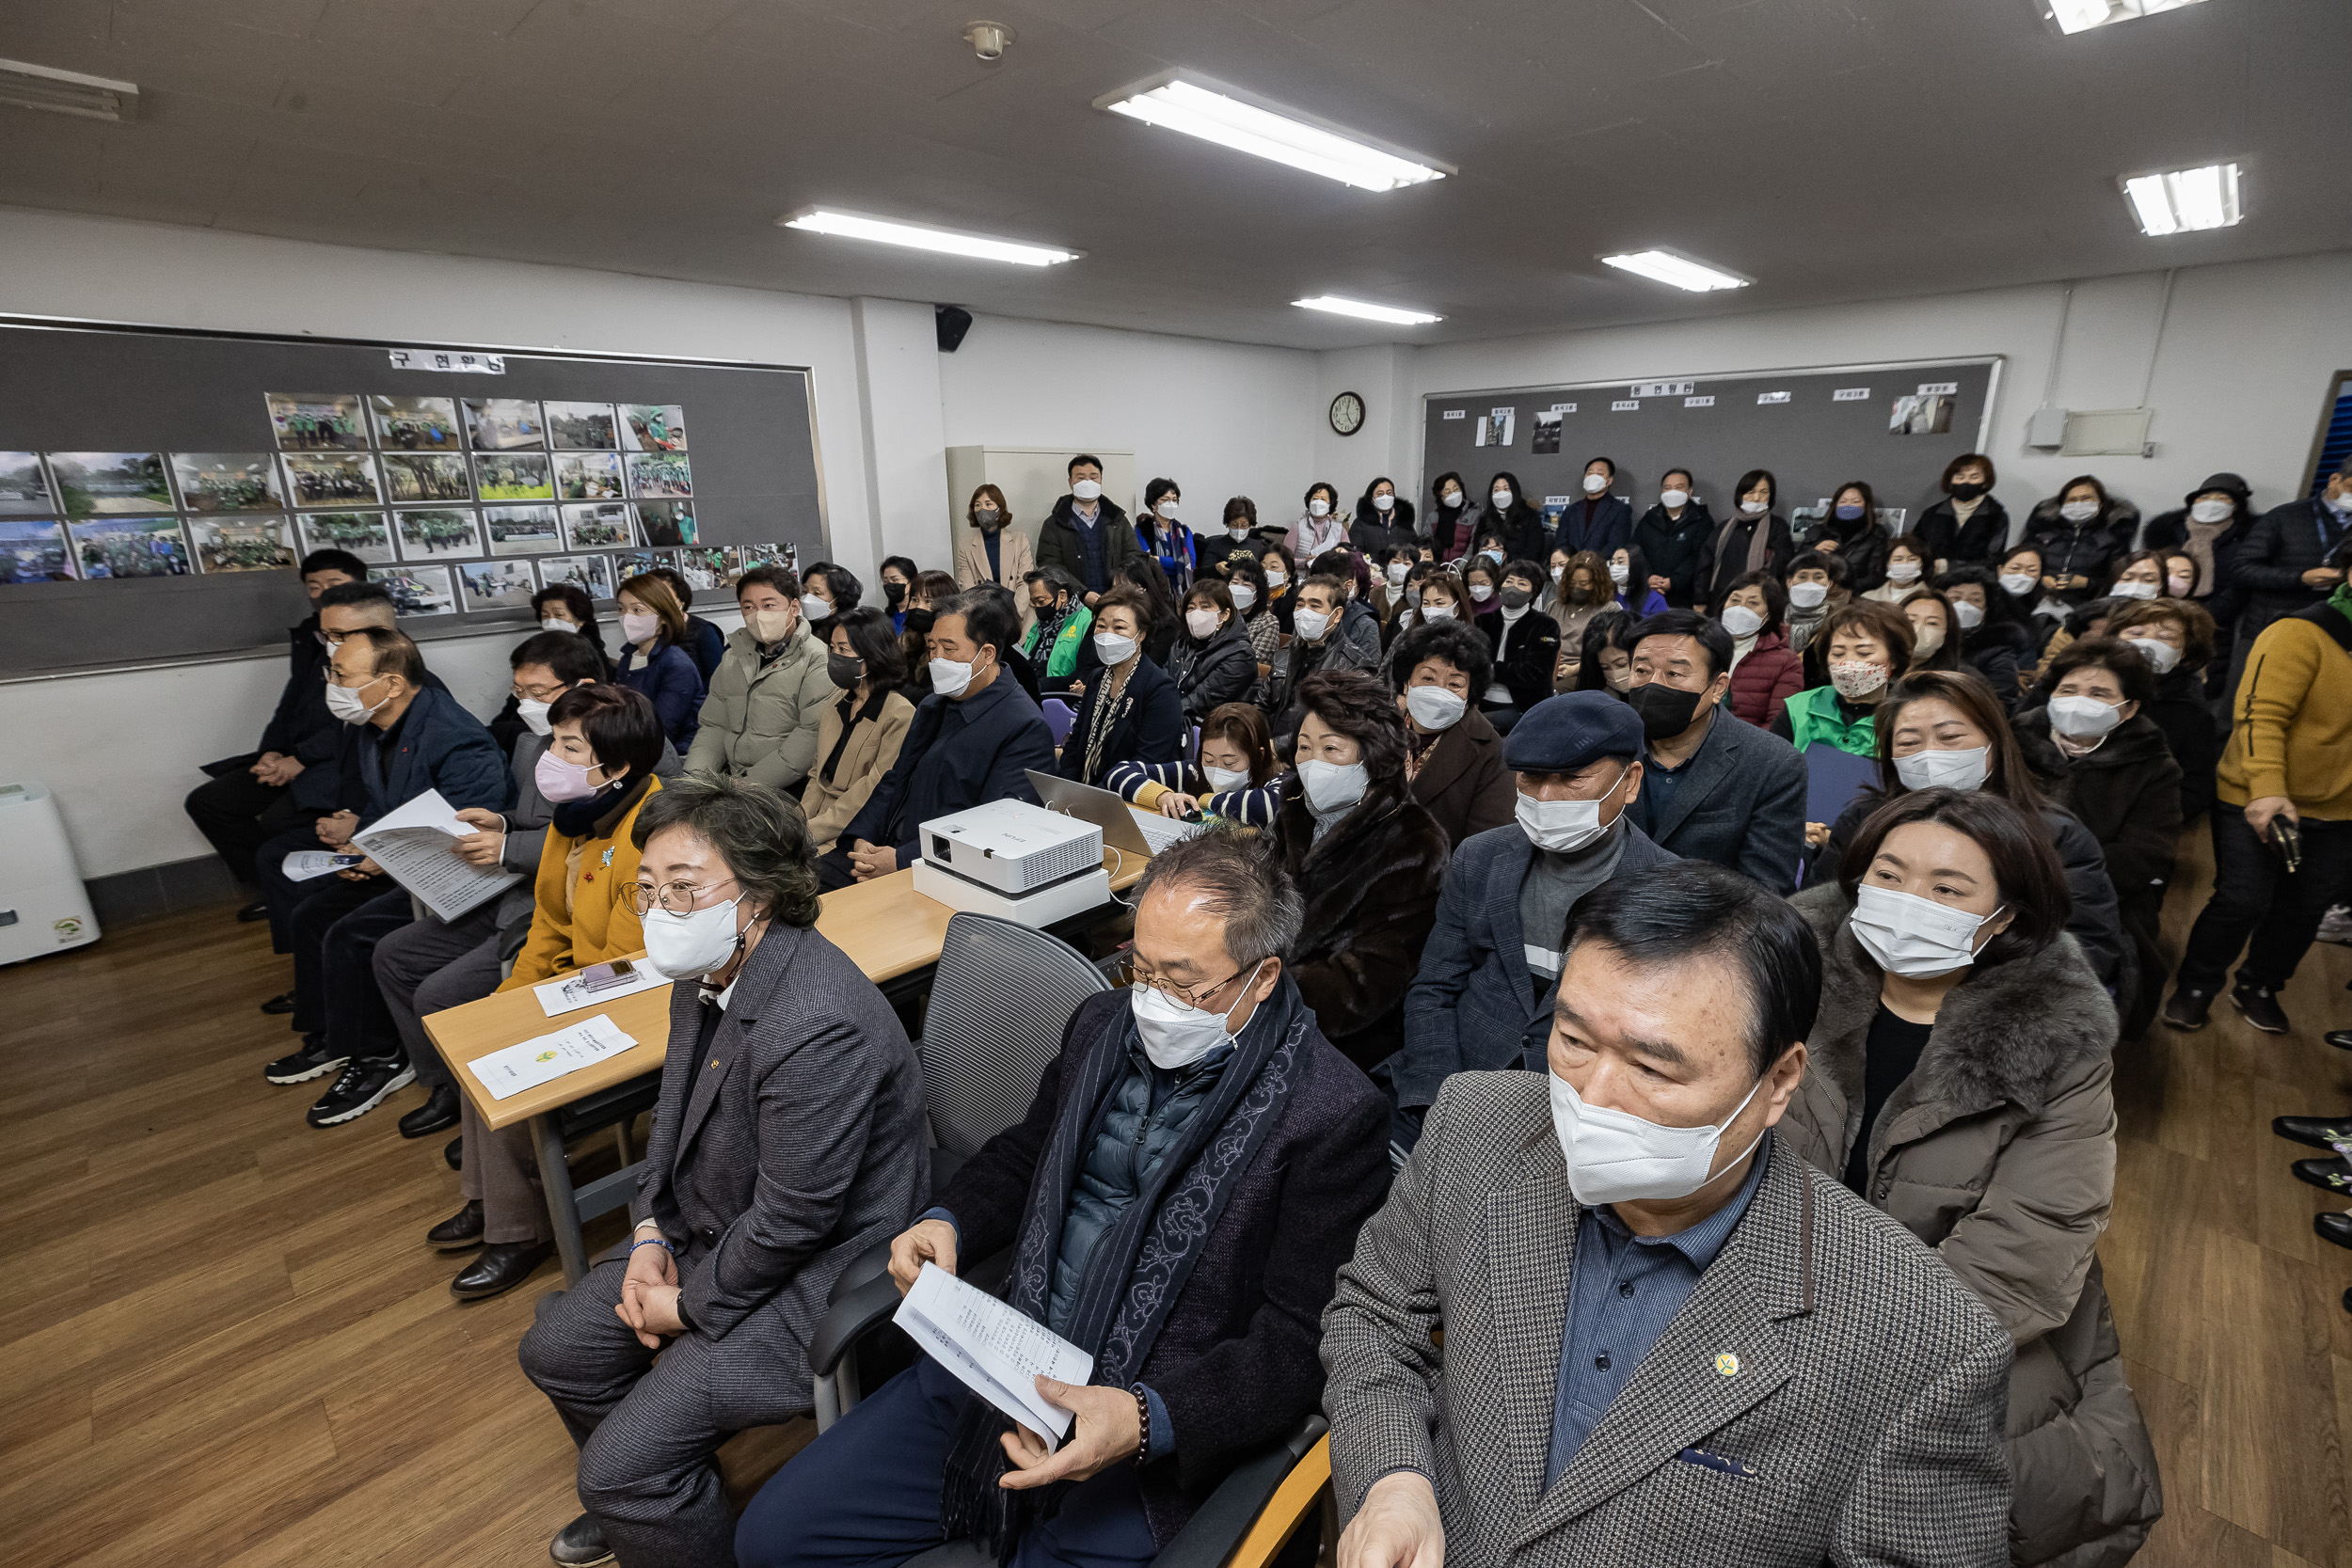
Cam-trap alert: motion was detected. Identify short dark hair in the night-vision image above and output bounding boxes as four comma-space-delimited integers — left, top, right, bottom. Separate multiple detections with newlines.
1721, 569, 1788, 634
1310, 548, 1354, 581
879, 554, 918, 582
1069, 452, 1103, 476
2107, 595, 2216, 670
1198, 702, 1276, 782
319, 579, 396, 615
1185, 578, 1233, 617
1819, 598, 1915, 669
1661, 467, 1693, 487
1136, 830, 1305, 967
1294, 669, 1409, 807
736, 563, 802, 601
1093, 582, 1155, 634
343, 624, 424, 685
1941, 452, 1997, 490
1297, 571, 1350, 605
630, 773, 822, 929
548, 682, 665, 783
299, 548, 368, 580
532, 581, 596, 627
939, 587, 1017, 663
1390, 618, 1494, 697
1222, 496, 1258, 530
1501, 557, 1546, 592
1734, 468, 1776, 508
828, 604, 907, 686
1837, 787, 2070, 971
1629, 608, 1734, 680
1788, 548, 1850, 587
802, 562, 863, 615
1585, 455, 1616, 479
1025, 565, 1085, 604
647, 565, 697, 609
2046, 635, 2156, 705
1558, 861, 1820, 1076
511, 628, 603, 685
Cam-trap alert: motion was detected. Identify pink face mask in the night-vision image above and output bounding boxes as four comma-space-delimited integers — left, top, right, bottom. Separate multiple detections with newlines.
534, 748, 610, 803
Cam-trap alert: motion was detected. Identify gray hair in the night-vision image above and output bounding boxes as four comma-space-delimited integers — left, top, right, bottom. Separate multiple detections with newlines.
629, 774, 821, 929
1133, 830, 1304, 967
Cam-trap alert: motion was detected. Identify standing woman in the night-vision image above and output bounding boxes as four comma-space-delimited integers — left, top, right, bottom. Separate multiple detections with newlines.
1716, 570, 1803, 728
1815, 480, 1892, 593
1780, 787, 2159, 1568
953, 483, 1035, 636
1288, 480, 1349, 563
1197, 495, 1264, 581
1607, 543, 1669, 617
1054, 584, 1186, 787
1695, 467, 1794, 609
612, 573, 707, 751
1913, 452, 2010, 568
1136, 477, 1196, 593
800, 607, 915, 858
2025, 476, 2131, 608
1428, 471, 1476, 562
1353, 476, 1416, 555
1481, 469, 1549, 562
1166, 578, 1258, 720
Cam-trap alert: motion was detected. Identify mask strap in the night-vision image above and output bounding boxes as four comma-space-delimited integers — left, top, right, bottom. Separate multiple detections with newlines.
1218, 958, 1270, 1035
1683, 1072, 1774, 1196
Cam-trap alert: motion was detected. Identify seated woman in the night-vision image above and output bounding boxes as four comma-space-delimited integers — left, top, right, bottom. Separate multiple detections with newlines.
612, 573, 707, 751
1997, 543, 2064, 658
488, 583, 616, 754
1547, 548, 1613, 653
1716, 569, 1802, 728
2106, 594, 2222, 819
1470, 557, 1562, 736
1018, 565, 1091, 693
2028, 595, 2127, 691
1607, 542, 1670, 617
1780, 787, 2158, 1566
1256, 539, 1298, 635
684, 565, 833, 792
1116, 555, 1184, 667
1255, 669, 1452, 1071
800, 607, 915, 857
1055, 584, 1186, 786
892, 568, 960, 705
1931, 565, 2034, 705
1781, 548, 1850, 657
427, 683, 667, 1301
1388, 618, 1516, 846
1166, 578, 1258, 720
1105, 700, 1283, 828
1772, 598, 1914, 755
1225, 555, 1280, 691
1571, 607, 1639, 695
649, 566, 729, 684
1900, 588, 1965, 676
1380, 565, 1469, 671
799, 560, 863, 640
1862, 535, 1931, 605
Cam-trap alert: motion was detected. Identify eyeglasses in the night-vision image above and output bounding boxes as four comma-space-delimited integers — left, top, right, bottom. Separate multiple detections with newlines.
1128, 960, 1251, 1013
626, 875, 739, 917
512, 681, 569, 703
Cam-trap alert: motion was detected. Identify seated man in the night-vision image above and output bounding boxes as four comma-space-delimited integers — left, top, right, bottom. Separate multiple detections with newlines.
1391, 691, 1676, 1143
817, 589, 1057, 890
1274, 571, 1378, 741
1324, 863, 2013, 1567
737, 832, 1391, 1568
518, 775, 930, 1568
1619, 609, 1807, 894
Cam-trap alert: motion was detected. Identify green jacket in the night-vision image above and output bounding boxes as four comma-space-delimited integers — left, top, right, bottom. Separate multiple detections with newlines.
684, 622, 835, 790
1785, 684, 1877, 756
1022, 605, 1093, 681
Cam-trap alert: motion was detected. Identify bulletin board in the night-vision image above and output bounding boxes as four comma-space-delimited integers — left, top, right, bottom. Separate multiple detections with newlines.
0, 315, 829, 679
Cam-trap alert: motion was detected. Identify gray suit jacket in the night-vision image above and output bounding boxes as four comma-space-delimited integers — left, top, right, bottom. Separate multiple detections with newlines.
1322, 1073, 2013, 1567
1626, 708, 1807, 895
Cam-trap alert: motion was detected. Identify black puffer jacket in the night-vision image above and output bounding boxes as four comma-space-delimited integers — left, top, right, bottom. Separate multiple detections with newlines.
1915, 494, 2011, 566
1961, 618, 2036, 707
1820, 513, 1891, 593
1166, 615, 1257, 720
1631, 500, 1718, 606
2023, 500, 2137, 606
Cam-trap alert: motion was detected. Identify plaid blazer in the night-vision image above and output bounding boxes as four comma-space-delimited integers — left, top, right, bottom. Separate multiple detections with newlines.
1321, 1072, 2014, 1567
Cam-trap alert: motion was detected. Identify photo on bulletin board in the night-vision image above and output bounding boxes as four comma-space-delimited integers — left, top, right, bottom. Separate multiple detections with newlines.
562, 502, 634, 549
633, 500, 696, 546
171, 453, 283, 515
49, 451, 174, 516
611, 548, 673, 583
0, 451, 56, 515
71, 516, 190, 578
281, 451, 383, 508
554, 451, 625, 500
1889, 394, 1954, 436
189, 515, 296, 574
295, 510, 394, 564
382, 451, 472, 504
627, 451, 692, 499
540, 553, 615, 602
1530, 411, 1563, 454
620, 404, 689, 452
266, 392, 367, 451
0, 519, 75, 582
678, 546, 731, 593
456, 559, 538, 613
394, 507, 483, 561
475, 451, 555, 500
368, 394, 463, 451
463, 398, 546, 451
545, 402, 618, 450
484, 503, 561, 555
739, 542, 796, 573
378, 565, 457, 618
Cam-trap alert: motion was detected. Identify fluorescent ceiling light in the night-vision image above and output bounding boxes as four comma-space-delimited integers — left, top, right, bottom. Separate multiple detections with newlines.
0, 57, 138, 121
1098, 76, 1446, 193
775, 208, 1080, 266
1599, 251, 1751, 293
1293, 296, 1442, 326
2121, 162, 2243, 235
2046, 0, 2207, 35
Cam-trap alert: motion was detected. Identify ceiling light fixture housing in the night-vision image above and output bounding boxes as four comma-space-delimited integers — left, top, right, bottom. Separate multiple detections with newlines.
1096, 73, 1449, 193
1598, 250, 1752, 293
776, 207, 1081, 267
962, 21, 1013, 62
0, 57, 138, 121
2042, 0, 2207, 35
1293, 296, 1443, 326
2120, 161, 2244, 235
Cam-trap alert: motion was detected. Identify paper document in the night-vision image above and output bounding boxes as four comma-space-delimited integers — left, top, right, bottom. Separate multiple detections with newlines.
533, 962, 674, 1018
350, 788, 521, 922
280, 850, 364, 882
467, 1013, 639, 1101
895, 1263, 1093, 1449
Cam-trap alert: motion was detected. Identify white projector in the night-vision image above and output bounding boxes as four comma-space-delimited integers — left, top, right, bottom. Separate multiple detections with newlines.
911, 798, 1110, 927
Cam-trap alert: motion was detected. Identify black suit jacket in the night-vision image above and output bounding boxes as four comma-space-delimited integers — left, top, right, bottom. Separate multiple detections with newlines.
844, 673, 1058, 863
1624, 708, 1807, 895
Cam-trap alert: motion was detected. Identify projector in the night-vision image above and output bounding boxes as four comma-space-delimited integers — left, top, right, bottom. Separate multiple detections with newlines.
911, 798, 1110, 927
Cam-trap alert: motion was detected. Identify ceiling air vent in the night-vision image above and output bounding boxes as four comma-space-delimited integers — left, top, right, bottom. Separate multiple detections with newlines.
0, 58, 138, 121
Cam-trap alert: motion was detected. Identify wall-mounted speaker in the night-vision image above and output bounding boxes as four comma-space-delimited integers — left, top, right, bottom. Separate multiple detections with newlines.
936, 305, 974, 353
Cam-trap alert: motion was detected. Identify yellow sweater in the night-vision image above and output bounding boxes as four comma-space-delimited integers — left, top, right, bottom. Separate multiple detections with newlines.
498, 777, 662, 990
2217, 612, 2352, 818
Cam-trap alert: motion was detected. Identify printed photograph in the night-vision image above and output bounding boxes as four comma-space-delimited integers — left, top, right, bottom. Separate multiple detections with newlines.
633, 500, 696, 546
1889, 394, 1954, 436
1788, 501, 1830, 543
266, 393, 367, 451
369, 395, 463, 451
49, 452, 175, 516
546, 402, 618, 450
620, 404, 689, 452
0, 451, 55, 515
457, 559, 538, 613
539, 553, 615, 602
737, 542, 797, 574
678, 546, 731, 593
382, 451, 472, 504
281, 451, 384, 508
484, 504, 562, 555
475, 451, 555, 501
463, 398, 547, 451
0, 518, 75, 582
189, 515, 296, 574
70, 516, 190, 578
170, 453, 284, 515
554, 451, 625, 500
562, 503, 635, 549
610, 548, 673, 583
377, 565, 457, 618
1530, 410, 1563, 455
394, 508, 483, 560
294, 510, 395, 565
627, 451, 692, 499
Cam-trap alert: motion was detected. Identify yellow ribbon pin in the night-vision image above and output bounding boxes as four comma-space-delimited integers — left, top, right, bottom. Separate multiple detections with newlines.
1715, 1353, 1740, 1377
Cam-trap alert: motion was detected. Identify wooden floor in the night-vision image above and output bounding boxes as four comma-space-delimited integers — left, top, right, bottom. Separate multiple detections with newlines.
1, 831, 2346, 1565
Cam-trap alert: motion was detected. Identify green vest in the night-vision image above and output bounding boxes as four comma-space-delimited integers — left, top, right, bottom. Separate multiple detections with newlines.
1785, 684, 1877, 756
1022, 605, 1093, 680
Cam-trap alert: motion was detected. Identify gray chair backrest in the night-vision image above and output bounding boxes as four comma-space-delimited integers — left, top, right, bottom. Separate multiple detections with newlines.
919, 912, 1110, 1158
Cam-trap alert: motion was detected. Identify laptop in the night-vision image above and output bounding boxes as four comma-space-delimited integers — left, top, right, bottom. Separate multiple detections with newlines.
1025, 769, 1207, 858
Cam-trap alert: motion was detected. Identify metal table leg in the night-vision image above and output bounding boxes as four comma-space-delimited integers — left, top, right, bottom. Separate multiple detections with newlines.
533, 1110, 588, 1286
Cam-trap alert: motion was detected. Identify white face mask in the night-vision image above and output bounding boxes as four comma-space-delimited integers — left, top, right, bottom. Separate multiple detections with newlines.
1298, 757, 1369, 814
1909, 623, 1945, 657
1740, 498, 1769, 515
1093, 631, 1137, 666
642, 896, 745, 980
1660, 488, 1689, 509
1231, 584, 1257, 610
1293, 607, 1331, 641
1308, 499, 1331, 517
1072, 479, 1103, 501
1607, 562, 1629, 586
1200, 763, 1250, 792
1440, 488, 1463, 508
1952, 598, 1985, 630
1517, 780, 1620, 855
1491, 488, 1514, 509
1228, 525, 1250, 540
540, 617, 579, 635
800, 594, 832, 623
1828, 660, 1888, 700
2124, 636, 2181, 674
2166, 574, 2194, 597
1373, 493, 1395, 512
1386, 562, 1409, 585
1185, 609, 1221, 640
1469, 584, 1495, 604
1421, 604, 1455, 624
1886, 560, 1922, 582
326, 674, 390, 725
1997, 572, 2036, 596
1130, 959, 1266, 1071
2048, 692, 2124, 739
1406, 685, 1467, 731
1787, 580, 1829, 610
1582, 474, 1608, 495
930, 655, 978, 697
621, 611, 660, 644
1721, 604, 1764, 639
2189, 498, 2233, 525
1549, 1067, 1767, 1206
2110, 579, 2158, 600
1891, 744, 1989, 792
1156, 499, 1181, 519
2059, 499, 2099, 523
1264, 569, 1287, 588
516, 696, 556, 737
1849, 883, 2001, 978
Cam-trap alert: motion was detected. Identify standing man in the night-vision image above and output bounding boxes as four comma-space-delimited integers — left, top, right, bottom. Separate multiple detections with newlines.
1555, 457, 1630, 559
1323, 863, 2014, 1568
1035, 452, 1143, 606
2230, 456, 2352, 650
1630, 467, 1715, 607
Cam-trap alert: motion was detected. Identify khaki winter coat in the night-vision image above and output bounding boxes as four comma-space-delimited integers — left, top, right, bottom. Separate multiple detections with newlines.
684, 622, 834, 792
1780, 885, 2162, 1568
799, 688, 915, 854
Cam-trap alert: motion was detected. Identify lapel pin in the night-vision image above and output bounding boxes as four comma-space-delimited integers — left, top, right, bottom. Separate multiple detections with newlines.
1715, 1352, 1740, 1377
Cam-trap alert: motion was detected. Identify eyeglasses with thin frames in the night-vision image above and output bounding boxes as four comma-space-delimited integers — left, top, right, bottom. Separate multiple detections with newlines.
627, 875, 740, 918
1127, 960, 1252, 1014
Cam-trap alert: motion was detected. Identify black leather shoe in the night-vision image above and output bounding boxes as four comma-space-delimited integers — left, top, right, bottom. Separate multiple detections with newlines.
453, 1240, 556, 1302
2328, 1029, 2352, 1052
399, 1084, 460, 1139
2318, 1212, 2352, 1250
260, 990, 297, 1016
548, 1513, 613, 1566
2160, 987, 2213, 1031
445, 1135, 463, 1172
2232, 982, 2290, 1035
2290, 1156, 2352, 1195
427, 1200, 484, 1251
236, 900, 269, 923
2274, 1116, 2352, 1150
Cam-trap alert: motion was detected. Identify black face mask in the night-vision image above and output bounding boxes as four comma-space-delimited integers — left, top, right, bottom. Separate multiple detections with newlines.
884, 579, 907, 605
825, 653, 863, 690
1501, 586, 1533, 611
1626, 680, 1706, 739
1949, 482, 1988, 501
903, 607, 937, 637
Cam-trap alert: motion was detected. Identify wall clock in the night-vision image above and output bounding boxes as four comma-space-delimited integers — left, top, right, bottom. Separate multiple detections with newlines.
1329, 390, 1365, 436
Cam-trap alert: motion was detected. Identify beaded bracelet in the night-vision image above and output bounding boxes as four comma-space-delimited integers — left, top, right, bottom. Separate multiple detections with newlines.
630, 1236, 675, 1256
1133, 1386, 1151, 1467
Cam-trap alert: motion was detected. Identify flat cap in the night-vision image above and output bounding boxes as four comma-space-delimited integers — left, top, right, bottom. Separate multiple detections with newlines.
1503, 690, 1646, 772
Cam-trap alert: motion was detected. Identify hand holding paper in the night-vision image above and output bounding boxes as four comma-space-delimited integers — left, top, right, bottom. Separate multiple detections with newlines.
351, 787, 523, 921
894, 1263, 1092, 1450
999, 1376, 1144, 1490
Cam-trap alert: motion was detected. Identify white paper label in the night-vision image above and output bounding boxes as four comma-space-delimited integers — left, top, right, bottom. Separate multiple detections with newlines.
1684, 395, 1715, 407
389, 348, 505, 374
1833, 388, 1871, 402
1916, 381, 1959, 395
1757, 391, 1791, 404
1549, 402, 1577, 413
1630, 380, 1695, 398
1611, 400, 1640, 412
1441, 409, 1466, 420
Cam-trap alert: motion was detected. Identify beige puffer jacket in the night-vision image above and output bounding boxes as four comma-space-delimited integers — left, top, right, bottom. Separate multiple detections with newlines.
683, 622, 834, 792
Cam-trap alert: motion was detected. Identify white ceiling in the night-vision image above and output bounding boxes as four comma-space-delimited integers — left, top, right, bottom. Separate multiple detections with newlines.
2, 0, 2346, 350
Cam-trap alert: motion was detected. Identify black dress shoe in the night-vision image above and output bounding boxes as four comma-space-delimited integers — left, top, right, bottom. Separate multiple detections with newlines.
445, 1135, 463, 1172
260, 990, 297, 1016
2290, 1156, 2352, 1195
236, 900, 269, 923
263, 1035, 347, 1085
453, 1240, 556, 1302
548, 1512, 613, 1566
427, 1199, 484, 1251
2232, 982, 2290, 1036
2273, 1115, 2352, 1151
2318, 1212, 2352, 1250
399, 1084, 460, 1139
2328, 1029, 2352, 1052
